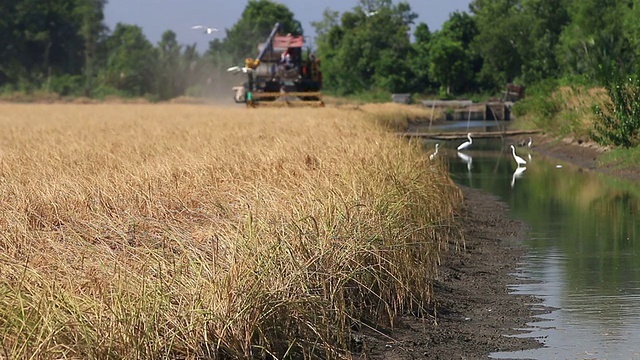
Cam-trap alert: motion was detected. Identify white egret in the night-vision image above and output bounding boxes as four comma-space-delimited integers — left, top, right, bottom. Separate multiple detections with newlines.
226, 65, 252, 74
527, 137, 532, 148
365, 10, 379, 17
192, 25, 219, 34
510, 145, 527, 167
429, 143, 440, 161
457, 133, 473, 151
511, 166, 527, 188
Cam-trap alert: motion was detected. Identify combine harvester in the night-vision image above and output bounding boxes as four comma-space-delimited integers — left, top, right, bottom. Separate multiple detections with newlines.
228, 22, 323, 107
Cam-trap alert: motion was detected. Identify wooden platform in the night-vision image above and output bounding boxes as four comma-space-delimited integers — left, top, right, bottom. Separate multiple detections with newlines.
399, 129, 541, 140
422, 100, 513, 120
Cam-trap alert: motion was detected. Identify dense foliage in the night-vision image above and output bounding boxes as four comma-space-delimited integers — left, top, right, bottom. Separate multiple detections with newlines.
0, 0, 302, 100
4, 0, 640, 133
592, 74, 640, 148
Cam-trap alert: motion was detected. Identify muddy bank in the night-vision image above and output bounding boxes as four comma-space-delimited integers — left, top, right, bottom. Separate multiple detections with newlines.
532, 135, 640, 182
361, 186, 546, 359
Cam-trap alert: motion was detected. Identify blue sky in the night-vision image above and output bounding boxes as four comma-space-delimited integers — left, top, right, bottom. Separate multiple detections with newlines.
104, 0, 473, 52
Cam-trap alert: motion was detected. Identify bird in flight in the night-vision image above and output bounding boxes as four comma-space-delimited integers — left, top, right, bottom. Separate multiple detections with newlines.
192, 25, 218, 34
226, 66, 252, 74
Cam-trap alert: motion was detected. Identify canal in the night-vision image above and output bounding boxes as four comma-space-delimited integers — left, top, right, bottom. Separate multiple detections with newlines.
435, 134, 640, 359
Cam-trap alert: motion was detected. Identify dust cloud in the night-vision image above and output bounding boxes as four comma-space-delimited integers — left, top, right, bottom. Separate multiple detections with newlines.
198, 67, 245, 106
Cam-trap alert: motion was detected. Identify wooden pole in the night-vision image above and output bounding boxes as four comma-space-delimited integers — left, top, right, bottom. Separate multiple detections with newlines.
429, 101, 436, 131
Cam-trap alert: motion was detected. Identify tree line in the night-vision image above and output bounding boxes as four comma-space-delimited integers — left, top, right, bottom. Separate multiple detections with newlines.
315, 0, 640, 97
2, 0, 640, 100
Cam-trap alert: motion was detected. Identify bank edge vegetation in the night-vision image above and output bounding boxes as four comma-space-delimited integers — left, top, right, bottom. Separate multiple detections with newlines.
0, 104, 462, 358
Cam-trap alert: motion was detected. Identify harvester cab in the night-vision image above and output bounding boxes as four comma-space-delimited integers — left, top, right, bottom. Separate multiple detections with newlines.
229, 22, 323, 107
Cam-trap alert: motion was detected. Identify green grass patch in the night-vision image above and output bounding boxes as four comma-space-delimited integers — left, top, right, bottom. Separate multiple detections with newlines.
599, 146, 640, 169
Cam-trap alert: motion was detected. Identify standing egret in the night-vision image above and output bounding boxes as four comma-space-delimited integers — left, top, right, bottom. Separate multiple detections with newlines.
192, 25, 219, 34
510, 145, 527, 167
527, 137, 532, 148
457, 133, 473, 151
429, 143, 440, 160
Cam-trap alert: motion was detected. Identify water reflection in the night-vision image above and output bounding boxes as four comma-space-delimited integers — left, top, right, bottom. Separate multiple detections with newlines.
457, 151, 473, 171
442, 138, 640, 359
510, 166, 527, 188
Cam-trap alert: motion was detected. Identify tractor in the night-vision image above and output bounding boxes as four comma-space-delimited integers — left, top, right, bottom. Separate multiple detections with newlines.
228, 23, 323, 107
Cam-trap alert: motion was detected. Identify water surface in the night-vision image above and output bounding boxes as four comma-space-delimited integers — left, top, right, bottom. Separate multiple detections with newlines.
438, 137, 640, 359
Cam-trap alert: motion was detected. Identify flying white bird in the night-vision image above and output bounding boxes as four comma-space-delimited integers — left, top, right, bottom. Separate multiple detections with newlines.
226, 65, 252, 74
192, 25, 219, 34
510, 145, 527, 167
457, 133, 473, 151
429, 143, 440, 161
366, 10, 379, 17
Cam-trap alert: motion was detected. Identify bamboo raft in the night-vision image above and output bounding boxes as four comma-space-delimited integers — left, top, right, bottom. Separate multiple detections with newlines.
399, 129, 542, 140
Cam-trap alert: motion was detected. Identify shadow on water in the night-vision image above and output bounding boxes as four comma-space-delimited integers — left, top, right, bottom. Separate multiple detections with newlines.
433, 137, 640, 360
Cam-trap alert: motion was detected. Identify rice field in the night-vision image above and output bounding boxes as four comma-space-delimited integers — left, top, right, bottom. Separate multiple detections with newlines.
0, 103, 462, 359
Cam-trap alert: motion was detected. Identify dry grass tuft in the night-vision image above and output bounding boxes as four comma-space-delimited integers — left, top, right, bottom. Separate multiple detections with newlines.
0, 103, 461, 359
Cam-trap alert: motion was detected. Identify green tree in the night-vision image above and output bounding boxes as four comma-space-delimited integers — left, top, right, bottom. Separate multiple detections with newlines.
101, 23, 157, 97
440, 11, 481, 92
0, 0, 107, 94
428, 34, 468, 95
623, 0, 640, 58
182, 43, 203, 95
75, 0, 108, 96
222, 0, 303, 64
408, 23, 433, 93
470, 0, 525, 88
557, 0, 631, 78
157, 30, 183, 100
517, 0, 569, 83
1, 0, 86, 88
592, 72, 640, 148
313, 1, 417, 94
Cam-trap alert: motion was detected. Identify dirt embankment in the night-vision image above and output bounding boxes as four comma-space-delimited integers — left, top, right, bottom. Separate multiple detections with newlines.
362, 186, 546, 359
532, 135, 640, 182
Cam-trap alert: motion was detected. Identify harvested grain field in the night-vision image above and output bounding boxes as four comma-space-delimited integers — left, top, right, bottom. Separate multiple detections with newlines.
0, 103, 461, 359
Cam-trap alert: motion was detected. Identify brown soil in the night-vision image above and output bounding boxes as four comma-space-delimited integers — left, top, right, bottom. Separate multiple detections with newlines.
358, 134, 640, 359
531, 135, 640, 182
